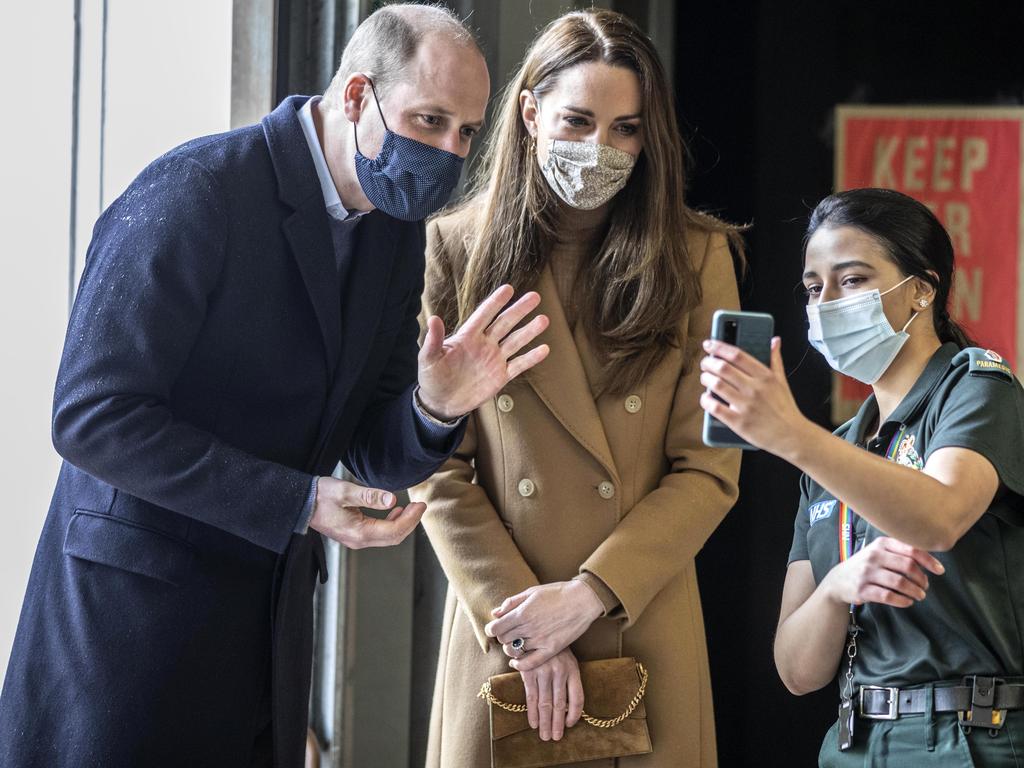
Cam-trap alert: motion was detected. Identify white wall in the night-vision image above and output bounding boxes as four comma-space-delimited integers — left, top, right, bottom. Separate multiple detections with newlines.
0, 1, 75, 689
0, 0, 231, 686
102, 0, 232, 208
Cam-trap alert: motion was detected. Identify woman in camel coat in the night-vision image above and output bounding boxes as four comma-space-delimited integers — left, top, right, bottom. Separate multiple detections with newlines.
411, 10, 742, 767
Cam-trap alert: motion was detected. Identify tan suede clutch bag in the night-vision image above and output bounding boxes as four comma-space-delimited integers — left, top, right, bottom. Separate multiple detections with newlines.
478, 657, 652, 768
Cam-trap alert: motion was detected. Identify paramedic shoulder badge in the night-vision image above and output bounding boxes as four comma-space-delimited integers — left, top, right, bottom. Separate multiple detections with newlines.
965, 348, 1013, 382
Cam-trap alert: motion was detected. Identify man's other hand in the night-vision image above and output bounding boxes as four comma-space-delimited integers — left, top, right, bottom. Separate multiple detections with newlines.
309, 477, 425, 549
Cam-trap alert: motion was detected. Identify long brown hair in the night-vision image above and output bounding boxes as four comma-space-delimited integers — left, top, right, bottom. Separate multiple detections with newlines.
440, 9, 743, 394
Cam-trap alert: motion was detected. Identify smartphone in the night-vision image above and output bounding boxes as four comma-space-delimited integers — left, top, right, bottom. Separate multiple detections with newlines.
701, 309, 775, 450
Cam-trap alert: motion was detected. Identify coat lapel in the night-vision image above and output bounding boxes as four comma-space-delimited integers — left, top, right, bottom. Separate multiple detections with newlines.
282, 210, 341, 377
262, 96, 342, 378
524, 266, 619, 483
572, 320, 605, 400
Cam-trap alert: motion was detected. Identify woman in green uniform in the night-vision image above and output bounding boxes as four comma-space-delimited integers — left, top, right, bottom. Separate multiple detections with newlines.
699, 188, 1024, 766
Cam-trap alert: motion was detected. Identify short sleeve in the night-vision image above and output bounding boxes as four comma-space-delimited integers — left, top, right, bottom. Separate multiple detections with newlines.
787, 474, 812, 564
926, 371, 1024, 496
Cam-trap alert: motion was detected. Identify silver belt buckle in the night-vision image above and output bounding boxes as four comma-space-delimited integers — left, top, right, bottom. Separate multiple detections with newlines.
858, 686, 899, 720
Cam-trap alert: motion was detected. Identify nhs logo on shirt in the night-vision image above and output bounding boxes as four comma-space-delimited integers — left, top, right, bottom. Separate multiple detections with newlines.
809, 499, 837, 526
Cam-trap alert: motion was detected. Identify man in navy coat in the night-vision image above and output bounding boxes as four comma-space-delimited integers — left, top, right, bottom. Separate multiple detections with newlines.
0, 5, 550, 767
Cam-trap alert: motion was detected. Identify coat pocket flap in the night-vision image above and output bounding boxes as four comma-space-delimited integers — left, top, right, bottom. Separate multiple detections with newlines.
487, 657, 648, 741
63, 510, 195, 586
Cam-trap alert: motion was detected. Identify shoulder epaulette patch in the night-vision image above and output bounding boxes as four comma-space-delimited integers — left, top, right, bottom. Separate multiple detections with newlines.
957, 347, 1014, 381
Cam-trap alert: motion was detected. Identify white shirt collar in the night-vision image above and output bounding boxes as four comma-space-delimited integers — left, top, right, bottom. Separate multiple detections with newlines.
298, 97, 366, 222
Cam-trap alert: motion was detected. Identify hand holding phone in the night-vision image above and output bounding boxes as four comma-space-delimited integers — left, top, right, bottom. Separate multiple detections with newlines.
701, 310, 774, 450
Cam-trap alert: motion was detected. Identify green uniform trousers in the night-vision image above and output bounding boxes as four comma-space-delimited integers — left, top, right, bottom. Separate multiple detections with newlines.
818, 709, 1023, 767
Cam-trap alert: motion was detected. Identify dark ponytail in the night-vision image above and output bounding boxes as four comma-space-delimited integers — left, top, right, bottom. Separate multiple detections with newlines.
805, 188, 978, 349
935, 307, 975, 349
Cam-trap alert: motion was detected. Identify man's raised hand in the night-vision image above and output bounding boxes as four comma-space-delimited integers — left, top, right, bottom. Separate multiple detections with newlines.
417, 285, 550, 420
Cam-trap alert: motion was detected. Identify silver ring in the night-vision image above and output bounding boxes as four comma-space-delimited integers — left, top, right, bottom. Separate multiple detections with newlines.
510, 637, 526, 656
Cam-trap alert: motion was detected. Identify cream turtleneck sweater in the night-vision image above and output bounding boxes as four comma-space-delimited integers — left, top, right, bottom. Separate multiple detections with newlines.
548, 204, 610, 329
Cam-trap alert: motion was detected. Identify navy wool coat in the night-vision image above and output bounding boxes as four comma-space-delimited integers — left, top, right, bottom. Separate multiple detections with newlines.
0, 96, 463, 767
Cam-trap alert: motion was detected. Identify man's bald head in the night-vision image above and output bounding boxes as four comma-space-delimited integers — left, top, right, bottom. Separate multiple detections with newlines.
325, 3, 482, 103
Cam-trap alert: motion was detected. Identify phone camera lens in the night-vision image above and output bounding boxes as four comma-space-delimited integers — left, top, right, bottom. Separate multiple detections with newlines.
724, 321, 738, 344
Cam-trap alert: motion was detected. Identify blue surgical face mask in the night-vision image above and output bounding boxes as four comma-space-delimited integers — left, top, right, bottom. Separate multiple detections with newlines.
806, 275, 920, 384
353, 80, 464, 222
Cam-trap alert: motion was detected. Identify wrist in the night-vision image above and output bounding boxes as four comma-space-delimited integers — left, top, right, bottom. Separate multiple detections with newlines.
415, 385, 460, 423
569, 579, 605, 621
309, 476, 337, 532
817, 568, 848, 608
777, 417, 827, 467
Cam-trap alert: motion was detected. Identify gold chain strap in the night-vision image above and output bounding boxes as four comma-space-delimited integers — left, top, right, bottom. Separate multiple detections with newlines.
477, 662, 649, 730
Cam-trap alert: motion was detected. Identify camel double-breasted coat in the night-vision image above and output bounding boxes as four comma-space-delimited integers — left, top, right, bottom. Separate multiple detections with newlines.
411, 209, 742, 767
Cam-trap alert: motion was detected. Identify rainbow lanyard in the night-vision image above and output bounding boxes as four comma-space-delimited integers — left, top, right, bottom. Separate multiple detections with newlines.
838, 425, 908, 562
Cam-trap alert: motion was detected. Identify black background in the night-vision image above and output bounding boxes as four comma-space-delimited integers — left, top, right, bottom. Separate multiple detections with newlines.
675, 2, 1024, 764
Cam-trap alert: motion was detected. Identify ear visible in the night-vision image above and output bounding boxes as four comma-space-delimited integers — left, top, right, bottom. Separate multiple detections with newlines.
342, 73, 373, 123
914, 271, 939, 310
519, 89, 539, 138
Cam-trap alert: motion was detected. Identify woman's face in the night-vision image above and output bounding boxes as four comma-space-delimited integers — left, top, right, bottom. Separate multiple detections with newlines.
803, 225, 928, 328
520, 61, 644, 163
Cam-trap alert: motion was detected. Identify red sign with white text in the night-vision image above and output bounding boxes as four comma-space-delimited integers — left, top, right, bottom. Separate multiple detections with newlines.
832, 106, 1024, 423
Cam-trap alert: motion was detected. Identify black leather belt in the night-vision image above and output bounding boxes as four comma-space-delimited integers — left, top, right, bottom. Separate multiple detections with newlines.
858, 676, 1024, 728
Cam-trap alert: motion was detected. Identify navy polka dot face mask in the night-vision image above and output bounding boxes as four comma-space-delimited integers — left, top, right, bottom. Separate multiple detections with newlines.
353, 80, 465, 222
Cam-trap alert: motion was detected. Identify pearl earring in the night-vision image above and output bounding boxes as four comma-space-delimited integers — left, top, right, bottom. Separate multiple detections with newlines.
918, 299, 929, 308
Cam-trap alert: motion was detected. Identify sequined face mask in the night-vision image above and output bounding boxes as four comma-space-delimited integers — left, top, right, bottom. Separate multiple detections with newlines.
539, 139, 637, 210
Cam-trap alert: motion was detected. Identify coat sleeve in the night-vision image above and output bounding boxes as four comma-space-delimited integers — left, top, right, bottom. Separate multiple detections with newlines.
409, 219, 541, 653
51, 155, 313, 554
343, 220, 467, 491
579, 231, 742, 627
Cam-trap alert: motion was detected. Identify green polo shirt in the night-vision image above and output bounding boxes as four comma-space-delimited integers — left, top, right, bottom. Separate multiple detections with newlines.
788, 342, 1024, 689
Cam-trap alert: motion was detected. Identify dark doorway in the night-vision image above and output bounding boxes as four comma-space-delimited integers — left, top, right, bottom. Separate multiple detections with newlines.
678, 2, 1024, 765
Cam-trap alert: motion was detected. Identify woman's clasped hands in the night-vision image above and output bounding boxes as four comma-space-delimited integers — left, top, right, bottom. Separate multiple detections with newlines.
484, 580, 605, 741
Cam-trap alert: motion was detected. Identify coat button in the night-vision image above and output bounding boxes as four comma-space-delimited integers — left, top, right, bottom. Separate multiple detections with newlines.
624, 395, 642, 413
597, 481, 615, 499
518, 479, 535, 497
497, 394, 514, 413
